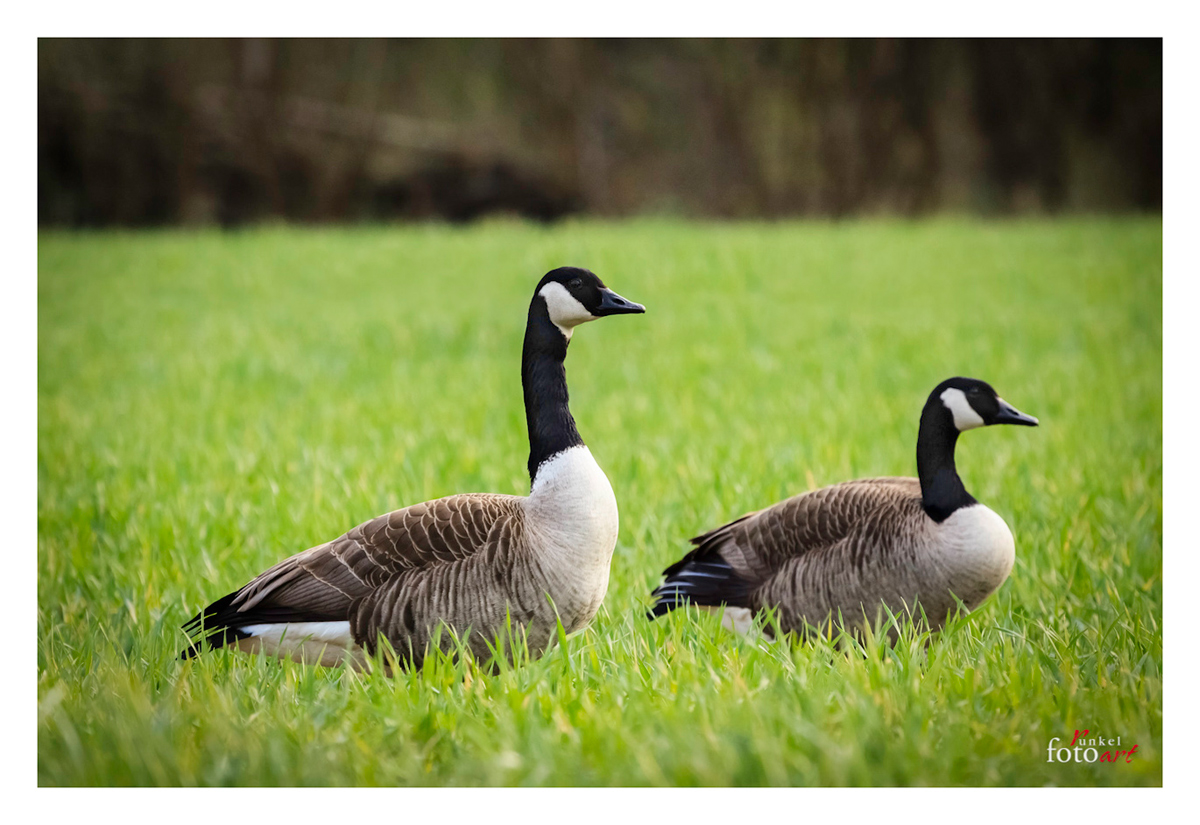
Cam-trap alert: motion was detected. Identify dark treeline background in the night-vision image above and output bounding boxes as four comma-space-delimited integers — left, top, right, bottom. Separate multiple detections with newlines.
38, 38, 1161, 226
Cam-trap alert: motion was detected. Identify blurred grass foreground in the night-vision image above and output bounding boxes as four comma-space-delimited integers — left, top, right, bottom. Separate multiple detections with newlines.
37, 218, 1161, 785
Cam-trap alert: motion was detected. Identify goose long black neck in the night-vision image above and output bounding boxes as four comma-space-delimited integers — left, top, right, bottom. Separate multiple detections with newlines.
916, 400, 976, 522
522, 297, 584, 485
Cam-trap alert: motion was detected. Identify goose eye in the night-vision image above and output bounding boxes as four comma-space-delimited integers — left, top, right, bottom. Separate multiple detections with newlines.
568, 278, 583, 289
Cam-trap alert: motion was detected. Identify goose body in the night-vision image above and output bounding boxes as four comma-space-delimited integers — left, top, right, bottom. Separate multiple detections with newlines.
182, 268, 644, 669
650, 378, 1037, 635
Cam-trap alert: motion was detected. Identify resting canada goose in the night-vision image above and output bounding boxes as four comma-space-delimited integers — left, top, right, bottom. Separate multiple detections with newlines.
182, 267, 644, 669
649, 377, 1037, 636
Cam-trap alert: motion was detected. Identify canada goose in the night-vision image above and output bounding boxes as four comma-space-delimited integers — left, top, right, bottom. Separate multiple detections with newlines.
649, 377, 1037, 636
182, 267, 645, 669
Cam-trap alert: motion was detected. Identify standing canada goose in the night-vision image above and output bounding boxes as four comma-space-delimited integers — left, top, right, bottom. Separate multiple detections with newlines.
649, 377, 1037, 636
182, 267, 644, 669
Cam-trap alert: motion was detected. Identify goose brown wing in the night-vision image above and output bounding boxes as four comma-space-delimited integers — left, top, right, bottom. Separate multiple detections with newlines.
697, 478, 920, 579
181, 493, 523, 652
650, 478, 919, 616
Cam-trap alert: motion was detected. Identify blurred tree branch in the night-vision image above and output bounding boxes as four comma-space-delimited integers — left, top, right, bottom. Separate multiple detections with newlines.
37, 38, 1161, 226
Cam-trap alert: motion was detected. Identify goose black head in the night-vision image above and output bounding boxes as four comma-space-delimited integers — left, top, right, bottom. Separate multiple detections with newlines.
534, 267, 645, 338
931, 377, 1039, 432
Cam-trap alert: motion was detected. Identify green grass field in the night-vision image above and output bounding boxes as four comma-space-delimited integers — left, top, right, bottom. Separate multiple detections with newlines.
37, 218, 1162, 786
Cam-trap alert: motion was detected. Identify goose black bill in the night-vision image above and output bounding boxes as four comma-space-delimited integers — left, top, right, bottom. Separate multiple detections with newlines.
594, 288, 646, 316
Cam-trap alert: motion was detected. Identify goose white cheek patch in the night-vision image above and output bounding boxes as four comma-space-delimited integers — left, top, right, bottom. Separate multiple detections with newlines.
940, 387, 985, 431
539, 281, 596, 337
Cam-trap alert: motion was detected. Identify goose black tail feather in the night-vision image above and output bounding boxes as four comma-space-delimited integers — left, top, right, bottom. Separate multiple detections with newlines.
647, 554, 755, 620
179, 590, 338, 660
179, 626, 252, 660
180, 592, 249, 659
648, 515, 758, 620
